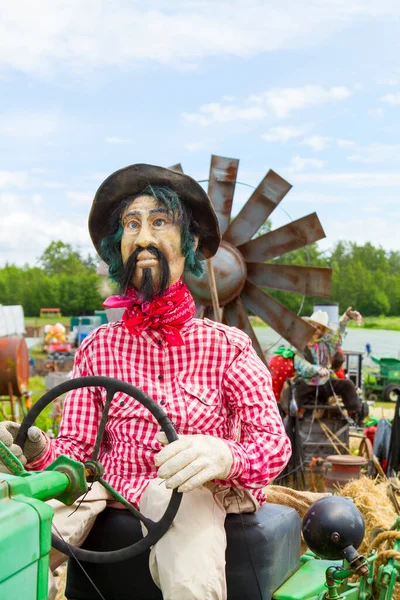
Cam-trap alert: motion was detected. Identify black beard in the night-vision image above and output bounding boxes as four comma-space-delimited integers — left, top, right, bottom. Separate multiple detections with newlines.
119, 246, 171, 302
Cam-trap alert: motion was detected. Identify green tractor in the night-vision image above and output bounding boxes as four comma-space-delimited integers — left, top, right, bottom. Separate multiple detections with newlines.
364, 358, 400, 403
1, 377, 400, 600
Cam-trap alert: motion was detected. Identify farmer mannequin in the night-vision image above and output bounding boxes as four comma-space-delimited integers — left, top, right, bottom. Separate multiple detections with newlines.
0, 165, 291, 600
291, 308, 363, 416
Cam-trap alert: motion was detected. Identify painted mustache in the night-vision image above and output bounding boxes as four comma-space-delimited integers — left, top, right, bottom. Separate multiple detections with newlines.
119, 245, 171, 302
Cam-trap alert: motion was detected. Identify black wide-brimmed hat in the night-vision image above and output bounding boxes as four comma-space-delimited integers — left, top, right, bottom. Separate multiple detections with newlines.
89, 164, 220, 262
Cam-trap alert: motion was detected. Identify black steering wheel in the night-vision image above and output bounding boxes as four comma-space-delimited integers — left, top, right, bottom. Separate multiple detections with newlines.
15, 376, 182, 563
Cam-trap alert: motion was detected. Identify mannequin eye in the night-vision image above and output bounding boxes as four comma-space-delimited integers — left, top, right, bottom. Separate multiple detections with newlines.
122, 217, 139, 230
153, 218, 167, 227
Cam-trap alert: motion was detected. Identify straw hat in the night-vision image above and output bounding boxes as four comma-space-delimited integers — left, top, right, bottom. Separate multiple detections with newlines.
89, 164, 221, 263
303, 310, 335, 332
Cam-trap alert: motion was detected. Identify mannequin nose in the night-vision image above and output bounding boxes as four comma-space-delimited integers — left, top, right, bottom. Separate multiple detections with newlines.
135, 223, 156, 247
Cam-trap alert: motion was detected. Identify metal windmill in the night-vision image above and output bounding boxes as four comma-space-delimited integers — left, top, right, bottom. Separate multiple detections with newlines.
172, 155, 332, 363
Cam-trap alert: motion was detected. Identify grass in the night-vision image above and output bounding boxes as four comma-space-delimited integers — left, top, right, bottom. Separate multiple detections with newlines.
0, 375, 54, 433
251, 314, 400, 331
25, 315, 71, 328
249, 316, 270, 328
28, 375, 55, 434
347, 316, 400, 331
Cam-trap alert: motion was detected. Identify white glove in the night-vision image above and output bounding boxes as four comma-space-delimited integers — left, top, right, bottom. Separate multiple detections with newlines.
317, 367, 330, 378
155, 432, 233, 493
0, 421, 47, 473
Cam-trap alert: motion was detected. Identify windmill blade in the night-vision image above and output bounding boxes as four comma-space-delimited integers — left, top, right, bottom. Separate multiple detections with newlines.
223, 170, 292, 246
223, 296, 266, 364
246, 263, 332, 298
241, 280, 316, 351
207, 155, 239, 235
238, 213, 325, 263
169, 163, 184, 173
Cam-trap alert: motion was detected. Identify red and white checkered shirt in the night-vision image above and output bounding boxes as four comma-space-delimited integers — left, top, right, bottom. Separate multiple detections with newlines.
31, 317, 291, 505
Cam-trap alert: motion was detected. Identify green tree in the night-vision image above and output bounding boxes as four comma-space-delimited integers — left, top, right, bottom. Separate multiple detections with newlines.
0, 241, 104, 316
39, 241, 91, 276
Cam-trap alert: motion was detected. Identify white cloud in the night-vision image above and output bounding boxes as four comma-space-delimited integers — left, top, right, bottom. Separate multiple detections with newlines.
83, 172, 109, 183
183, 103, 266, 126
303, 135, 331, 151
0, 1, 398, 75
43, 181, 66, 189
257, 85, 352, 119
368, 108, 385, 118
184, 84, 352, 127
320, 216, 400, 252
0, 171, 28, 188
0, 201, 93, 266
381, 93, 400, 106
30, 167, 48, 174
336, 139, 356, 148
185, 142, 205, 152
261, 126, 305, 143
0, 111, 62, 139
287, 191, 347, 204
377, 69, 400, 86
105, 136, 132, 144
286, 155, 325, 172
292, 171, 400, 187
66, 191, 93, 205
347, 143, 400, 164
361, 204, 380, 213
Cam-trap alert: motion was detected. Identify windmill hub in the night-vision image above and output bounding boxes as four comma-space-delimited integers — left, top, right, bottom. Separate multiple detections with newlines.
184, 240, 247, 307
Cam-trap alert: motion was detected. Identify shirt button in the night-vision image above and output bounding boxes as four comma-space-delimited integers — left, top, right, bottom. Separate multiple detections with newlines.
160, 400, 166, 405
119, 400, 125, 407
158, 375, 164, 380
157, 340, 163, 346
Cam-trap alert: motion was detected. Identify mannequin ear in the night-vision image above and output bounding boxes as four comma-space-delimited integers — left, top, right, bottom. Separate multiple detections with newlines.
193, 235, 199, 251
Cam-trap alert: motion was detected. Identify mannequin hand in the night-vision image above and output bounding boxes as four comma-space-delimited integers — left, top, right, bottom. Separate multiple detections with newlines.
155, 432, 233, 493
0, 421, 47, 472
345, 306, 363, 325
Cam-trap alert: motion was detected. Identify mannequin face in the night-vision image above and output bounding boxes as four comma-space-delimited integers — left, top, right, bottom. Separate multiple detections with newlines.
308, 323, 326, 345
120, 194, 185, 294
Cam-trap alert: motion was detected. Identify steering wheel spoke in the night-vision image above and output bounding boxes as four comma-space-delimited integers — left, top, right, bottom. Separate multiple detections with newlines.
15, 375, 182, 563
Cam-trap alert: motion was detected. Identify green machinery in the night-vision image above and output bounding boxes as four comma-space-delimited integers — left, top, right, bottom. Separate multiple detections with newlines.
0, 457, 86, 600
1, 377, 400, 600
364, 357, 400, 402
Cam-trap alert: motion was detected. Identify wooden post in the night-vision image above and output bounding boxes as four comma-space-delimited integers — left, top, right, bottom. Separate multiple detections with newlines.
7, 382, 15, 422
206, 258, 221, 322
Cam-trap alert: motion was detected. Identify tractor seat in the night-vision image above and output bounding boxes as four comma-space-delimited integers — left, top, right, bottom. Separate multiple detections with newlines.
65, 502, 300, 600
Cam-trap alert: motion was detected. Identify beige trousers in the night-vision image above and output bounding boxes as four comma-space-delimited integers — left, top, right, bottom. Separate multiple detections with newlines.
140, 479, 259, 600
48, 480, 258, 600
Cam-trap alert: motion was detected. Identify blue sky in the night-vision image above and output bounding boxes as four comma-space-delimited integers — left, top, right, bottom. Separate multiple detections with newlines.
1, 0, 400, 266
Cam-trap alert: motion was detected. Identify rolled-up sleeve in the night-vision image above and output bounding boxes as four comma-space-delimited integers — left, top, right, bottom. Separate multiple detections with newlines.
221, 341, 292, 490
27, 345, 102, 470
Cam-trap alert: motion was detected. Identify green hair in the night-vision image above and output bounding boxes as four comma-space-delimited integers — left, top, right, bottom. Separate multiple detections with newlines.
99, 185, 204, 284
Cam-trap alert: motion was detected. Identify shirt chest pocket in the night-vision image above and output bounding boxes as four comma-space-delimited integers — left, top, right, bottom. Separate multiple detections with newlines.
178, 381, 224, 433
180, 384, 220, 406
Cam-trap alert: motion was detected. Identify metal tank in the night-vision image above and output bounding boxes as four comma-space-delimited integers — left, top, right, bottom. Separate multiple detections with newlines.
0, 336, 30, 395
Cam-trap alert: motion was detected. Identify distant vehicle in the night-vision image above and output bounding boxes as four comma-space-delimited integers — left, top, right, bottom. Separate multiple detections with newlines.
364, 356, 400, 402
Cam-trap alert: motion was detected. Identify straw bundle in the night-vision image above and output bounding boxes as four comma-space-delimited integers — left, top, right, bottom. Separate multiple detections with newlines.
337, 476, 398, 554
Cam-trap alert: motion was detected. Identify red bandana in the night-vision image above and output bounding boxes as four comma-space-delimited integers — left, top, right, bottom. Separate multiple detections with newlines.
103, 280, 195, 346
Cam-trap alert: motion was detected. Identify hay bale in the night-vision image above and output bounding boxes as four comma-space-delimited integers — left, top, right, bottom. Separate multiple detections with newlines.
337, 476, 398, 555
